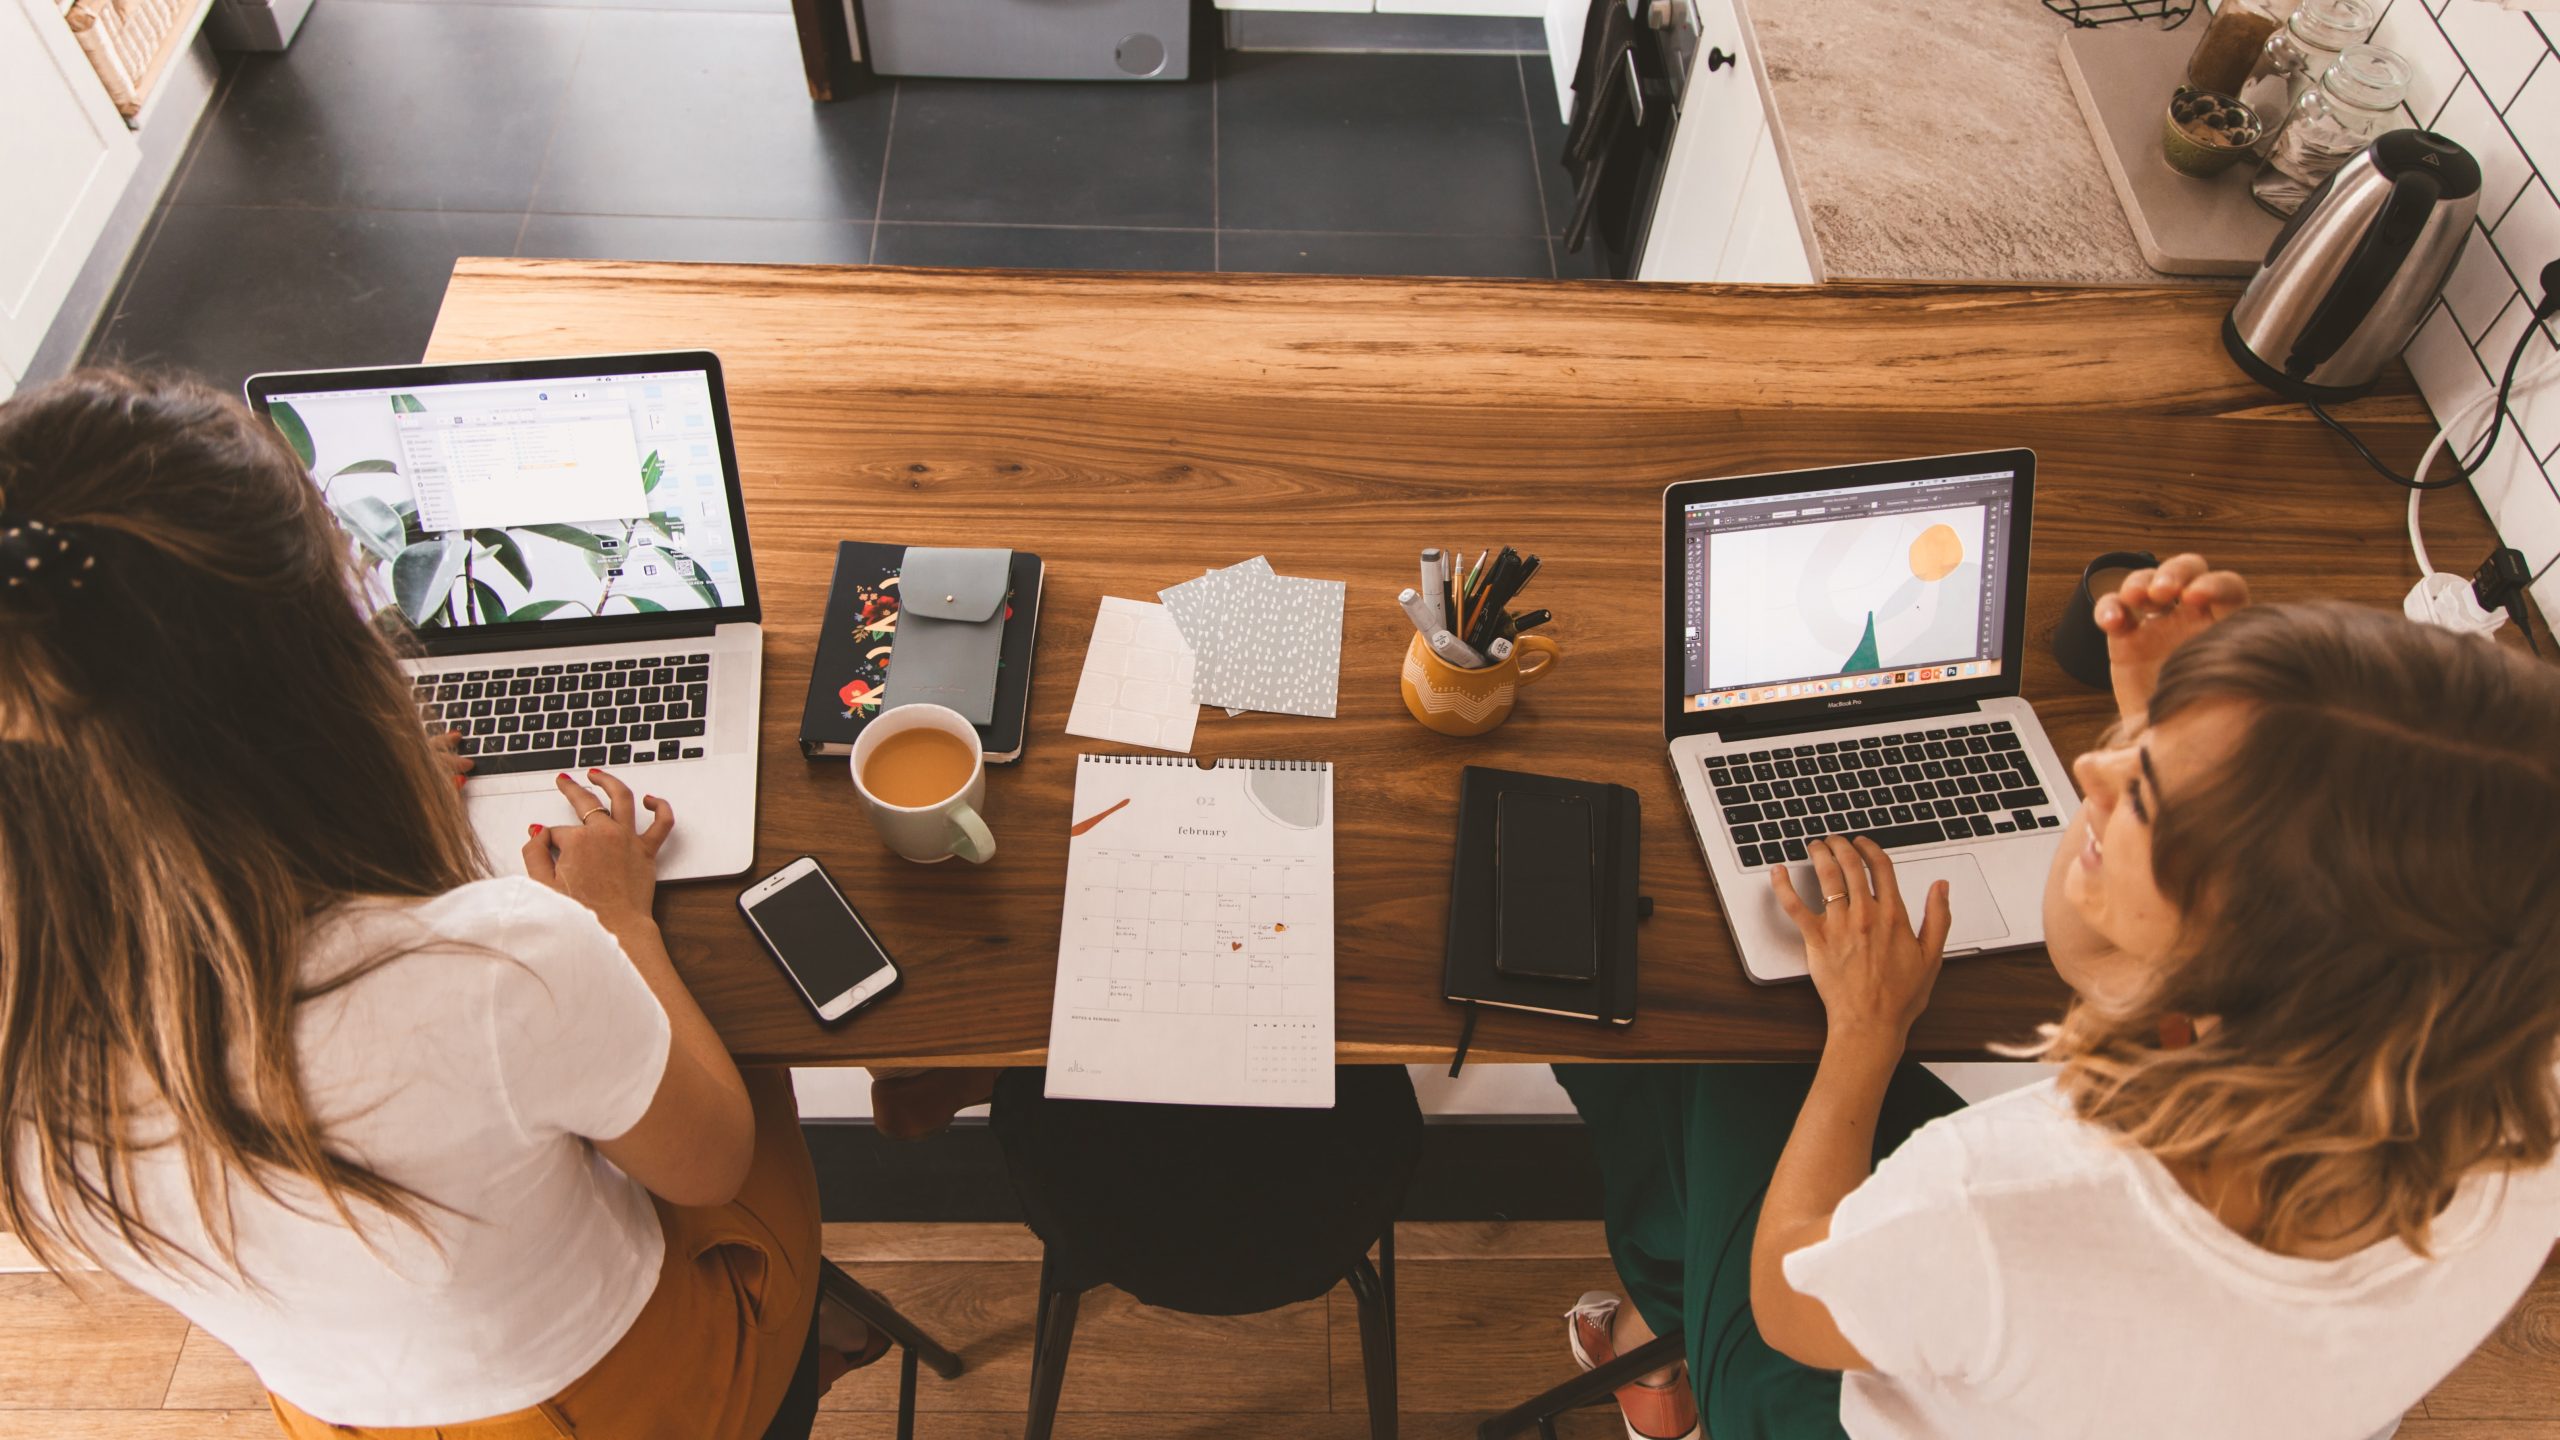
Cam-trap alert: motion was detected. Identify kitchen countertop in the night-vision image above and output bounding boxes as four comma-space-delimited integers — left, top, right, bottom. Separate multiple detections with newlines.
419, 262, 2485, 1066
1751, 0, 2197, 285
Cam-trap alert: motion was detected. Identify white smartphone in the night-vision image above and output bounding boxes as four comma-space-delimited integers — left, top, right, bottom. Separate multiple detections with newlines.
737, 856, 902, 1023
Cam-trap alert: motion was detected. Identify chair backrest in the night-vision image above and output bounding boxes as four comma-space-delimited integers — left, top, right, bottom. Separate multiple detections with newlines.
991, 1065, 1423, 1315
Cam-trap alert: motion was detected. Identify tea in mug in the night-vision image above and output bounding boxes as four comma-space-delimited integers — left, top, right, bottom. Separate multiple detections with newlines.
862, 726, 979, 808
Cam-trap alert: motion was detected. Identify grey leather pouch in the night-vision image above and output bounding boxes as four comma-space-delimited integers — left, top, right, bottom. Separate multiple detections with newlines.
882, 546, 1013, 725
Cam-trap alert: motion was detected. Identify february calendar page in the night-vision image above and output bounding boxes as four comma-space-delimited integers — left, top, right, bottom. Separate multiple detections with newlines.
1046, 755, 1335, 1108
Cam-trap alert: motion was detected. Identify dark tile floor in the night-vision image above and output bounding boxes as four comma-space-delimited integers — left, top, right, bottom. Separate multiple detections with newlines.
87, 0, 1593, 394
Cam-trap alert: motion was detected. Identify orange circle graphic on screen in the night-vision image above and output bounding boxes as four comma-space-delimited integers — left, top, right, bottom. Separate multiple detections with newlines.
1908, 523, 1964, 582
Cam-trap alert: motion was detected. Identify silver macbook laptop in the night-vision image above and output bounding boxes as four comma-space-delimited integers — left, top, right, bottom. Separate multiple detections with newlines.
1662, 450, 2078, 983
248, 352, 763, 881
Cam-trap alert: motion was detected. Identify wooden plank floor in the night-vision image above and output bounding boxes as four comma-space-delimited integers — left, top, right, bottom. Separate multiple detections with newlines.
2, 1223, 2553, 1437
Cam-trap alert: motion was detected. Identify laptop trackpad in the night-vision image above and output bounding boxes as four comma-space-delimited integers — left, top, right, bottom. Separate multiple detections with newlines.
1800, 853, 2008, 950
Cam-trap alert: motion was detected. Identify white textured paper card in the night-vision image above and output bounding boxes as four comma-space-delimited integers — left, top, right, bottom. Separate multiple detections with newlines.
1066, 597, 1200, 753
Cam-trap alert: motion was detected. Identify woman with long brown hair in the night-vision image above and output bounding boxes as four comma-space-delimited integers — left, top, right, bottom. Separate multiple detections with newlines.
0, 371, 871, 1438
1555, 557, 2560, 1440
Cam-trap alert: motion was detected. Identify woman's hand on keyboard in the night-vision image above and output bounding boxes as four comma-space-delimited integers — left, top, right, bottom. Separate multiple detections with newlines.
430, 729, 472, 791
522, 767, 675, 930
2096, 553, 2249, 729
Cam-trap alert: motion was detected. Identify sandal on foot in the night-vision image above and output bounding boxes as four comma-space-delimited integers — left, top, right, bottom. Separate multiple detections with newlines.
818, 1293, 895, 1374
1564, 1291, 1701, 1440
817, 1264, 897, 1373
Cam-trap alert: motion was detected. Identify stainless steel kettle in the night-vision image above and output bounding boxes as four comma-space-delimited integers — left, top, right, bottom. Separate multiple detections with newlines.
2224, 130, 2480, 402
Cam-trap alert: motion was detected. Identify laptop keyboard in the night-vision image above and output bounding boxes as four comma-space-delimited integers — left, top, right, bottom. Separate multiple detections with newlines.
1707, 720, 2063, 870
416, 654, 716, 776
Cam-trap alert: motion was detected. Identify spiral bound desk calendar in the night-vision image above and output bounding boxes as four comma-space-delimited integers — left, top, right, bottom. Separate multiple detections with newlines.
1047, 755, 1336, 1108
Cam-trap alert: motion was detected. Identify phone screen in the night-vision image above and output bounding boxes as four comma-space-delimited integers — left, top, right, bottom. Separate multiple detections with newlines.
745, 868, 892, 1007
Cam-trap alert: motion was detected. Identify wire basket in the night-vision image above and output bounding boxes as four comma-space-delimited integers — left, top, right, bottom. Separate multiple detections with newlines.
2043, 0, 2195, 27
62, 0, 190, 118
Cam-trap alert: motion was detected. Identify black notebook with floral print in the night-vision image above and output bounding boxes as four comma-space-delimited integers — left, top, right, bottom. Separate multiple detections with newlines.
796, 542, 1043, 762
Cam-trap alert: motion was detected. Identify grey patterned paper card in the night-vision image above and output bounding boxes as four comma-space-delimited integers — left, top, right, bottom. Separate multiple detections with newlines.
1222, 573, 1347, 718
1158, 556, 1274, 713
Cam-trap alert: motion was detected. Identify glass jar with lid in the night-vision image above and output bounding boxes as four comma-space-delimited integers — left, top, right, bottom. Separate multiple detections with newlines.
2240, 0, 2379, 151
2186, 0, 2299, 97
2252, 44, 2413, 216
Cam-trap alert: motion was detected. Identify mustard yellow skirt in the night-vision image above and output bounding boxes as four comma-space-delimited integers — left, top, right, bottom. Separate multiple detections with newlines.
269, 1067, 821, 1440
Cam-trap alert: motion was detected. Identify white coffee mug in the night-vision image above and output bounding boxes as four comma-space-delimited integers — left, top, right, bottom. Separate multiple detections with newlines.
849, 703, 997, 864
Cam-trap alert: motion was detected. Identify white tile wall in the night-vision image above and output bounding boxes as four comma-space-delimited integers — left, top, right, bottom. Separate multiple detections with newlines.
2351, 0, 2560, 618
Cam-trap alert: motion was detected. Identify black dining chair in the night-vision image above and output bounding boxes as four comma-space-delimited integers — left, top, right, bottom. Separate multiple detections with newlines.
758, 1258, 966, 1440
989, 1064, 1424, 1440
1475, 1328, 1686, 1439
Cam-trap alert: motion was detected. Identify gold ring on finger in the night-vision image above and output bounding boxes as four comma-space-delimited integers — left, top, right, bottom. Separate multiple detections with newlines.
579, 806, 609, 823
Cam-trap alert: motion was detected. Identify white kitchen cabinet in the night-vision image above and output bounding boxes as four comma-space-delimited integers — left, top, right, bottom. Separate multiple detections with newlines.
1541, 0, 1584, 115
1712, 123, 1816, 282
0, 0, 140, 380
1633, 0, 1815, 283
1377, 0, 1545, 15
1218, 0, 1548, 12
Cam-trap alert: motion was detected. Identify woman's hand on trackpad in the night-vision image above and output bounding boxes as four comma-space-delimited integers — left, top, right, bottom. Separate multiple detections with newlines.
521, 767, 675, 929
1771, 835, 1951, 1050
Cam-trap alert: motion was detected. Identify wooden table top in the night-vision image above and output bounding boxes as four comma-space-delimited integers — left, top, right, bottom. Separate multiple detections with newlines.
426, 261, 2492, 1067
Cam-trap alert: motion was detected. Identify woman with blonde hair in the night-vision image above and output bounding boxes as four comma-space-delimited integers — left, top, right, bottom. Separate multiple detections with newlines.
1557, 556, 2560, 1440
0, 371, 876, 1438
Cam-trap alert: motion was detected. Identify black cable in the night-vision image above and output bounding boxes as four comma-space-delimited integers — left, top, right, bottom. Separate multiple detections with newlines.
2306, 296, 2548, 490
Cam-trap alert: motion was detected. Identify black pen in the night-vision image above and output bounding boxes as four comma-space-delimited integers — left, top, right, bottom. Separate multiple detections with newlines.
1510, 608, 1553, 633
1461, 551, 1509, 650
1465, 549, 1525, 653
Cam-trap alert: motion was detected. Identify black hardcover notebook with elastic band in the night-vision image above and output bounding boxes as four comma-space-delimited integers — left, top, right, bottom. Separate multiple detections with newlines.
1442, 765, 1643, 1072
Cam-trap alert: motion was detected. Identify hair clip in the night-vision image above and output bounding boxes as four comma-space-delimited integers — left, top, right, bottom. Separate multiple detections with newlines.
0, 514, 99, 602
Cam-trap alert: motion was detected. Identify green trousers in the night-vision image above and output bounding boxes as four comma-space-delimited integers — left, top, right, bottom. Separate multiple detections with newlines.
1552, 1062, 1965, 1440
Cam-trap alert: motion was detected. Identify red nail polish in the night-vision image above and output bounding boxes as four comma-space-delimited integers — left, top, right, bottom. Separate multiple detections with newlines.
529, 823, 543, 835
557, 772, 572, 782
588, 767, 603, 777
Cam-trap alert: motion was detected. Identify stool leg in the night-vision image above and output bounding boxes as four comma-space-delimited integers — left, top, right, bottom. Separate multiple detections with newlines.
896, 1345, 919, 1440
820, 1259, 965, 1379
1024, 1277, 1081, 1440
1347, 1257, 1397, 1440
1379, 1224, 1396, 1318
1378, 1224, 1397, 1375
1031, 1283, 1051, 1379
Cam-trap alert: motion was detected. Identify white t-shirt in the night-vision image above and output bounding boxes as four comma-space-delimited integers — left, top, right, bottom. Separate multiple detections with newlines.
1784, 1078, 2560, 1440
20, 877, 674, 1428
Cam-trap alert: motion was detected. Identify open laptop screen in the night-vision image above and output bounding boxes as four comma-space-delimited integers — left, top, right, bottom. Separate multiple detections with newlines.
1663, 452, 2031, 736
251, 357, 754, 647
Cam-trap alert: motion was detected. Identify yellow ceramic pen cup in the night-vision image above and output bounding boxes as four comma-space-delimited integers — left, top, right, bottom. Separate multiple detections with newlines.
1399, 632, 1560, 737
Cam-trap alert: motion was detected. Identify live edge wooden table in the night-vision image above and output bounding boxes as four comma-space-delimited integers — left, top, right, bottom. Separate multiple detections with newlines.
425, 261, 2500, 1068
